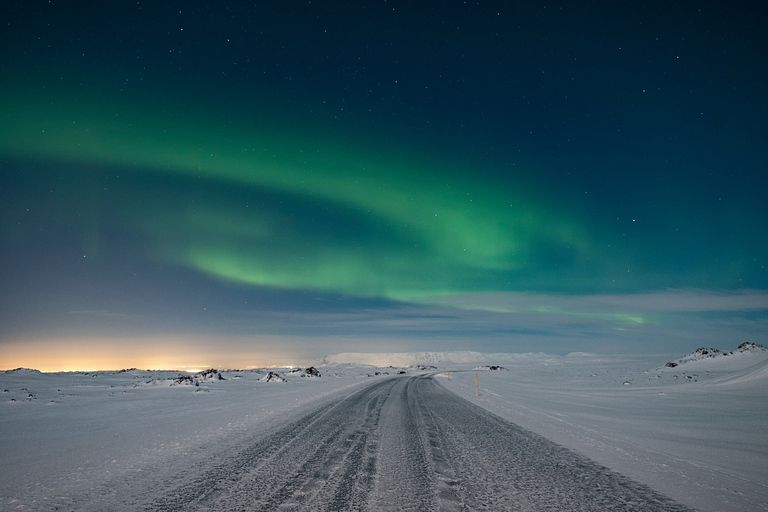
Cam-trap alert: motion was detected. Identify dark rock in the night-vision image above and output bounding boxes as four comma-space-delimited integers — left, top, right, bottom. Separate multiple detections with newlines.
301, 367, 321, 378
692, 348, 722, 358
196, 369, 224, 380
737, 342, 767, 352
172, 375, 196, 386
260, 371, 286, 383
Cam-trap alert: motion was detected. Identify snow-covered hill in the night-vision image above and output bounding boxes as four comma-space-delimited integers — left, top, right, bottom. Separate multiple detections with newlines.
665, 342, 767, 368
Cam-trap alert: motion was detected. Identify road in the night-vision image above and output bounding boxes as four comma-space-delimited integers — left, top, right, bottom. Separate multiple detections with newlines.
149, 374, 692, 511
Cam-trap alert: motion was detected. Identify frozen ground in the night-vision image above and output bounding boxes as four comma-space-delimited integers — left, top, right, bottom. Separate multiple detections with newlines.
1, 344, 766, 511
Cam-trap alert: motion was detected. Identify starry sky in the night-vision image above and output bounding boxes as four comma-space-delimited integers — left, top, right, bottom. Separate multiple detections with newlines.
2, 1, 767, 370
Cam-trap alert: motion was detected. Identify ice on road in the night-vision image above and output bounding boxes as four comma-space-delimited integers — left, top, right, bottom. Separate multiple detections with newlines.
144, 374, 690, 511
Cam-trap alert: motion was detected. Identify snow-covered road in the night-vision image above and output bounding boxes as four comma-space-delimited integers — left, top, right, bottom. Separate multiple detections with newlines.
4, 349, 766, 510
136, 374, 691, 511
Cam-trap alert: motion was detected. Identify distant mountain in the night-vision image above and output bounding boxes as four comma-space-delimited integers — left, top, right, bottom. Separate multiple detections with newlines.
4, 368, 42, 374
313, 351, 556, 367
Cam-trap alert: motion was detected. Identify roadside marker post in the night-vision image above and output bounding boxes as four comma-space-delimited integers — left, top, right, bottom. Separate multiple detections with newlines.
475, 373, 479, 396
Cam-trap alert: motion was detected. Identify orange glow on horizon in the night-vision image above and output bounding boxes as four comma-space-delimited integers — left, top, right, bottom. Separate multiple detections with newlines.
0, 335, 308, 372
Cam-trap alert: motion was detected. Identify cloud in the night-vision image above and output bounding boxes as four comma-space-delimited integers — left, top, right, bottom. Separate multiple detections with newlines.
421, 289, 768, 316
67, 310, 133, 318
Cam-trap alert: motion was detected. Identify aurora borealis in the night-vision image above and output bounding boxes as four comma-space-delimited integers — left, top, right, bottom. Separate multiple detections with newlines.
2, 1, 767, 369
1, 85, 596, 300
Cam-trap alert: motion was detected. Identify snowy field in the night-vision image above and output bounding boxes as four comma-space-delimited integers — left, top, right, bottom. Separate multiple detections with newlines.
1, 344, 766, 511
0, 366, 377, 510
437, 344, 768, 512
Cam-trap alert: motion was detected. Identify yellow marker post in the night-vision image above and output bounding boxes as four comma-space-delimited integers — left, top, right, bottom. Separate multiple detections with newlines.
475, 373, 479, 396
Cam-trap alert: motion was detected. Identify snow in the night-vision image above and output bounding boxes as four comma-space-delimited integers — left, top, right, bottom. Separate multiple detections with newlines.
0, 367, 375, 510
437, 345, 768, 512
1, 346, 766, 511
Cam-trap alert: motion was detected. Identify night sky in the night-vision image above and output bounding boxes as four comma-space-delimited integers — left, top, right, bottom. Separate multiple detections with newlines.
2, 1, 767, 370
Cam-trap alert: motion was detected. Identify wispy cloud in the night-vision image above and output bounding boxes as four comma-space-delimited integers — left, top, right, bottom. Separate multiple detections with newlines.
420, 289, 768, 317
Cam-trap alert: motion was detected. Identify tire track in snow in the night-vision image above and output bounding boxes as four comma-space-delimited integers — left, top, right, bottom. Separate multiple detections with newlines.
410, 374, 693, 511
144, 374, 692, 511
147, 378, 396, 511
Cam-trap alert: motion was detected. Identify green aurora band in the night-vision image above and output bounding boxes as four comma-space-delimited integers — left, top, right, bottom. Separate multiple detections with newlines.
2, 87, 605, 301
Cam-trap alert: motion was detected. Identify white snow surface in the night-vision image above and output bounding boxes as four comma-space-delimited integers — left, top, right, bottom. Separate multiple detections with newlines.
1, 346, 767, 511
438, 346, 768, 512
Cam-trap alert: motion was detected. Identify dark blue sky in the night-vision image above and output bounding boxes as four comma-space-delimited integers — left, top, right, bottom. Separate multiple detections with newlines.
1, 1, 766, 369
